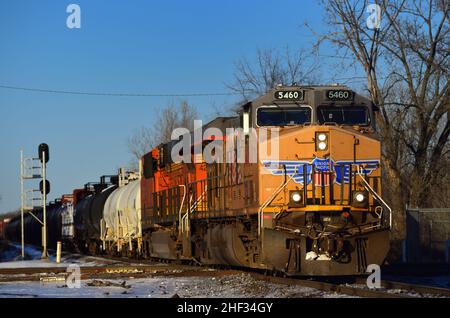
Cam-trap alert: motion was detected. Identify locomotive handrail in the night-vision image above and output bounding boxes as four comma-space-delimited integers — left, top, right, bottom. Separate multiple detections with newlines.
181, 186, 208, 234
258, 165, 297, 237
177, 169, 230, 234
189, 188, 208, 214
178, 185, 186, 236
355, 165, 392, 229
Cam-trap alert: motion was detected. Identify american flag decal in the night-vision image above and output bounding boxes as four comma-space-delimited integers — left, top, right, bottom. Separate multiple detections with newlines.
313, 171, 333, 186
261, 157, 379, 186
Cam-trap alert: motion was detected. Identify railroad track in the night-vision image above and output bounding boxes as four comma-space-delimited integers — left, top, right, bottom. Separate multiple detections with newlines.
1, 247, 449, 298
0, 263, 204, 281
1, 261, 448, 298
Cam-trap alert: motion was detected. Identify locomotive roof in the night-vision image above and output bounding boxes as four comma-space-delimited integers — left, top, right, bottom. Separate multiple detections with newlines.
153, 84, 374, 152
241, 84, 373, 111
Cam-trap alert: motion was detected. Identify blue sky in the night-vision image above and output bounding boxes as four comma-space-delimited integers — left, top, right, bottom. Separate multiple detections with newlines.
0, 0, 363, 213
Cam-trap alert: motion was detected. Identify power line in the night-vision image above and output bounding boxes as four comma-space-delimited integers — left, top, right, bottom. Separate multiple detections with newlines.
0, 79, 375, 98
0, 84, 239, 97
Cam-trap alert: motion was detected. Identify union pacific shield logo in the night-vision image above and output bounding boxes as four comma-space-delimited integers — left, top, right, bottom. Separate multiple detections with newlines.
311, 158, 332, 186
261, 158, 379, 186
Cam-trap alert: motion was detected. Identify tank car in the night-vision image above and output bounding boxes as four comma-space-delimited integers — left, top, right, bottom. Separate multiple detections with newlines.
101, 169, 142, 256
73, 175, 118, 254
140, 85, 391, 276
46, 199, 63, 249
5, 199, 62, 250
6, 208, 42, 246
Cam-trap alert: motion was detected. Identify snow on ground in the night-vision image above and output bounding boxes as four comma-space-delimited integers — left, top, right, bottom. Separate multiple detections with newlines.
0, 242, 42, 262
0, 273, 354, 298
0, 243, 130, 268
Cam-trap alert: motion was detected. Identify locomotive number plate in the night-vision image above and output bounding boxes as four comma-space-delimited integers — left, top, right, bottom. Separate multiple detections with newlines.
325, 89, 354, 101
274, 90, 304, 101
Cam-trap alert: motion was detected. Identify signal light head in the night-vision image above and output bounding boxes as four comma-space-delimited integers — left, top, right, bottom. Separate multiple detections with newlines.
38, 143, 50, 163
39, 180, 51, 195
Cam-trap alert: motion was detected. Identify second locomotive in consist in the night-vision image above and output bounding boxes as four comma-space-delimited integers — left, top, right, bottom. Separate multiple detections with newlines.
5, 85, 391, 276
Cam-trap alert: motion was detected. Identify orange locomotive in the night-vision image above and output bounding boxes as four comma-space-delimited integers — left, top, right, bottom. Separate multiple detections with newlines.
140, 85, 391, 276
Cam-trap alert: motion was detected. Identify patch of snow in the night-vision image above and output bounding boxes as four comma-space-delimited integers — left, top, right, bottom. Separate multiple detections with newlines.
305, 251, 317, 260
0, 243, 129, 268
0, 260, 67, 269
0, 274, 357, 298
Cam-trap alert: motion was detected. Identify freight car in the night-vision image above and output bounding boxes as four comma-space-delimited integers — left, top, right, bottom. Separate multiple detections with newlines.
73, 175, 118, 254
139, 85, 391, 276
101, 169, 142, 256
3, 176, 123, 256
46, 200, 63, 249
5, 200, 62, 250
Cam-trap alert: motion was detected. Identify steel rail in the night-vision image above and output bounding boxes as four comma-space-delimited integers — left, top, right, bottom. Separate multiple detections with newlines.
1, 260, 448, 298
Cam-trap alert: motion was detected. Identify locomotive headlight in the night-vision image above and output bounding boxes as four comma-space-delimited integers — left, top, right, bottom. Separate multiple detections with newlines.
352, 191, 369, 208
355, 193, 365, 202
315, 132, 329, 151
289, 190, 303, 207
318, 142, 327, 150
292, 193, 302, 202
317, 133, 327, 142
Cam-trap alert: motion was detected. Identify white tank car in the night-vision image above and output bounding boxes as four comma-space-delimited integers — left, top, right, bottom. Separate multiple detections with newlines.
101, 175, 141, 253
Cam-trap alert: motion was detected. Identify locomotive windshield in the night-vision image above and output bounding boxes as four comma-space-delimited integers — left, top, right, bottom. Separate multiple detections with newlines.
257, 107, 311, 126
317, 106, 369, 125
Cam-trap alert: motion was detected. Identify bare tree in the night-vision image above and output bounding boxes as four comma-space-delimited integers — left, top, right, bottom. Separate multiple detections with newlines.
227, 47, 320, 102
313, 0, 449, 246
157, 101, 198, 144
128, 126, 154, 164
127, 101, 198, 167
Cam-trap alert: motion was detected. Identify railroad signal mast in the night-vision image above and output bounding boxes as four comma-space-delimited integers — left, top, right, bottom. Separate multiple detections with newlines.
20, 143, 50, 259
